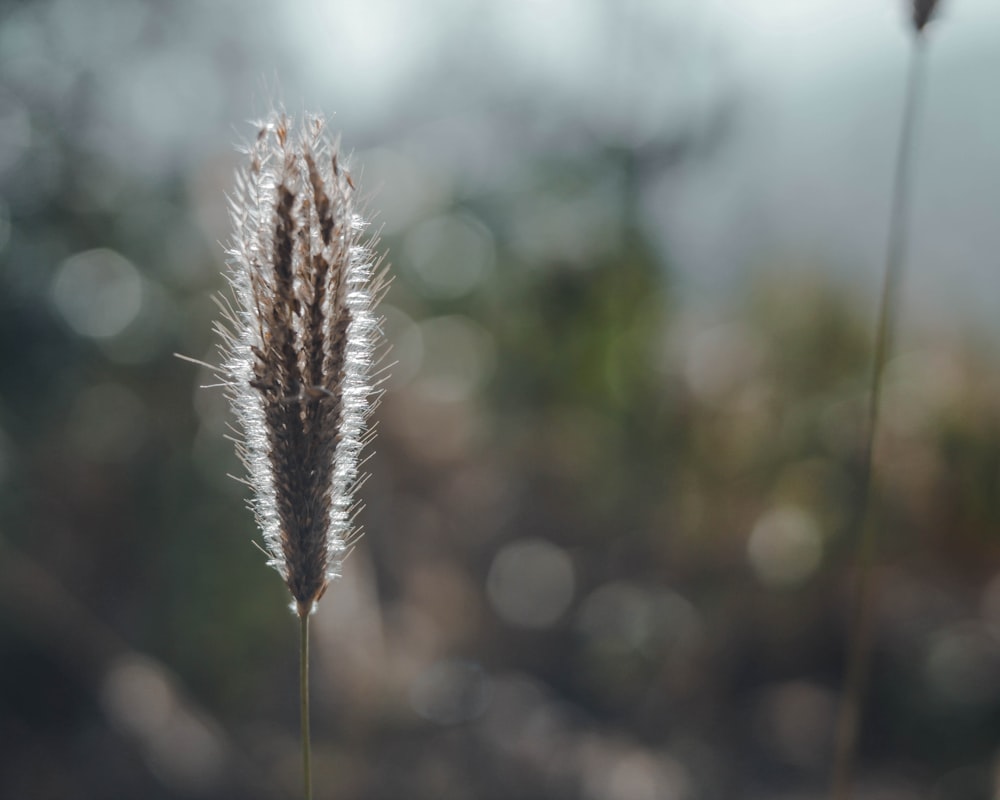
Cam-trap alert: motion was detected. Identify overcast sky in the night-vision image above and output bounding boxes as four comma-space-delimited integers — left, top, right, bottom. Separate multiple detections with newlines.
651, 0, 1000, 334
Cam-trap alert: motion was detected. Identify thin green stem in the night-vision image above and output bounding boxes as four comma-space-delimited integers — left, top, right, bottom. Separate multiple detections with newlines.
300, 611, 313, 800
829, 35, 928, 800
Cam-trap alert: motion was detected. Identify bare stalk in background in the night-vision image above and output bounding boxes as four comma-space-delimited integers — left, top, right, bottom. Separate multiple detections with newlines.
830, 4, 939, 798
213, 111, 385, 800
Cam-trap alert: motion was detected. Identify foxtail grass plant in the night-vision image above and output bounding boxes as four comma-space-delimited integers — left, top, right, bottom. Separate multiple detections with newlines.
213, 111, 385, 799
829, 3, 940, 798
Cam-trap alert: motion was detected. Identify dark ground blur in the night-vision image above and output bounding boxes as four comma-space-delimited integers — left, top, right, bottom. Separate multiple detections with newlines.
1, 1, 999, 799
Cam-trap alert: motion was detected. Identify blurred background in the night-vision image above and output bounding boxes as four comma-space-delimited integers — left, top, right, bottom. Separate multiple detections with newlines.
1, 0, 1000, 798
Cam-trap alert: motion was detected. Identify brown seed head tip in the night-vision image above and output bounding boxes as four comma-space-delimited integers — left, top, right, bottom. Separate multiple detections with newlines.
912, 0, 940, 32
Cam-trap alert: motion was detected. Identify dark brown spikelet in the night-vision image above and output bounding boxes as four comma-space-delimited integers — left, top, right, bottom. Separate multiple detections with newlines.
218, 112, 384, 617
912, 0, 940, 32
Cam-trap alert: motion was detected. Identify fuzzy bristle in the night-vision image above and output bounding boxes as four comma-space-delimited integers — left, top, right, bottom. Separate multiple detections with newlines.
217, 111, 384, 616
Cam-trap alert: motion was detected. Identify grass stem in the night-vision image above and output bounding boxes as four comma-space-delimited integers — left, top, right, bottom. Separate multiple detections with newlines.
300, 611, 313, 800
829, 34, 929, 800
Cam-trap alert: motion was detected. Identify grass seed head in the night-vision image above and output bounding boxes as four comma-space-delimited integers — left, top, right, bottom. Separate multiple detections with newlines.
217, 110, 384, 616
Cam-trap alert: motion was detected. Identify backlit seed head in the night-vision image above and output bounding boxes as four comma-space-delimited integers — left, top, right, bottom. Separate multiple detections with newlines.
215, 111, 385, 616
